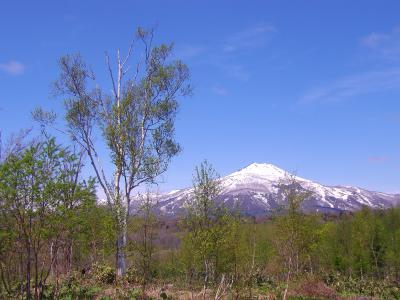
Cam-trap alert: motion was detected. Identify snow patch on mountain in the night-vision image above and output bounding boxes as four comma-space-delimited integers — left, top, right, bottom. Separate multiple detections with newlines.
131, 163, 400, 216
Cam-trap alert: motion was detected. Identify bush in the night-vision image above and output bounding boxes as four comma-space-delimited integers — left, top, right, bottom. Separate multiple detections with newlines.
92, 263, 116, 284
125, 266, 139, 284
115, 287, 142, 299
324, 272, 400, 298
58, 274, 101, 299
293, 279, 336, 299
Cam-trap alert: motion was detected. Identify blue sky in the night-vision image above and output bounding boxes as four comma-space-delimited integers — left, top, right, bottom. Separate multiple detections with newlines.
1, 1, 400, 193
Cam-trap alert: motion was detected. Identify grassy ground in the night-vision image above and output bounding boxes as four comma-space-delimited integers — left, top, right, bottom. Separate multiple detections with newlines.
47, 279, 387, 300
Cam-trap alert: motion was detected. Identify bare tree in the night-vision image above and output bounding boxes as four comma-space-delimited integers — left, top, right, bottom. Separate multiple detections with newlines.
0, 128, 31, 162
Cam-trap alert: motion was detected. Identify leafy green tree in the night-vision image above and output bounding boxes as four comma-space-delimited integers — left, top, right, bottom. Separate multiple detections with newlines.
128, 192, 158, 295
381, 208, 400, 278
349, 208, 386, 278
0, 205, 19, 297
272, 175, 316, 300
43, 27, 191, 277
222, 213, 250, 299
0, 137, 94, 299
319, 208, 387, 279
182, 161, 236, 297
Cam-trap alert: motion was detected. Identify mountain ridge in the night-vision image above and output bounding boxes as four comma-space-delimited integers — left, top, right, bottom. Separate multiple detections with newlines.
131, 163, 400, 216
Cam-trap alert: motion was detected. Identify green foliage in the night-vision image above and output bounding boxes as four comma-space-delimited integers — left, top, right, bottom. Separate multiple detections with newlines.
51, 26, 192, 278
2, 134, 400, 298
113, 287, 143, 300
57, 275, 101, 300
269, 176, 319, 284
324, 273, 400, 298
127, 193, 160, 295
125, 266, 139, 284
314, 207, 400, 280
0, 135, 98, 299
181, 161, 237, 286
92, 263, 116, 284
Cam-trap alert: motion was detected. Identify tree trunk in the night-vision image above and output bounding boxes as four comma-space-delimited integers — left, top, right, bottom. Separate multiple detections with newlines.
203, 260, 209, 300
50, 242, 54, 278
68, 241, 73, 275
115, 217, 127, 278
34, 251, 39, 300
26, 240, 31, 300
283, 257, 292, 300
114, 161, 127, 278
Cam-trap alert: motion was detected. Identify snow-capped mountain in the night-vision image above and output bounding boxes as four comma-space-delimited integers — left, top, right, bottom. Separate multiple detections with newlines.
132, 163, 400, 216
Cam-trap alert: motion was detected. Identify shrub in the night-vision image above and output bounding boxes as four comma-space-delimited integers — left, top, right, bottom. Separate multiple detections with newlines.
125, 266, 139, 284
58, 275, 101, 299
92, 263, 116, 284
293, 280, 336, 299
324, 272, 400, 298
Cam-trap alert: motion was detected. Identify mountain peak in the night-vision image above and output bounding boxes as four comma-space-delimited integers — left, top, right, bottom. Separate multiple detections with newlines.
132, 162, 400, 216
225, 163, 288, 183
239, 163, 286, 175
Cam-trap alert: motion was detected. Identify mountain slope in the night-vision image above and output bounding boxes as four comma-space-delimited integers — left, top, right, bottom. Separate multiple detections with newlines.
133, 163, 400, 216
